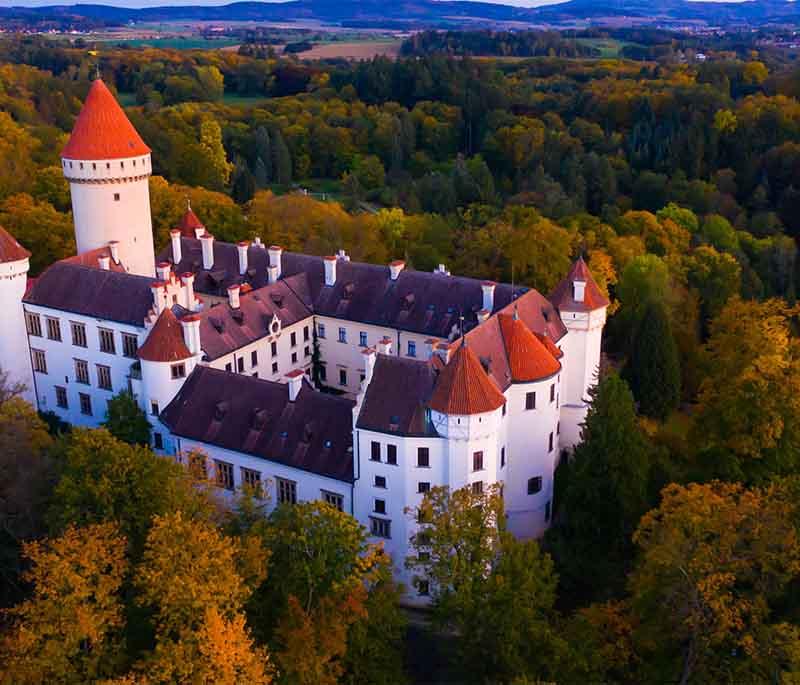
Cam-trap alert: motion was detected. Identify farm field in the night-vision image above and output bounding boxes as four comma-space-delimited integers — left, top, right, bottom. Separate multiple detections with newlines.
296, 39, 403, 60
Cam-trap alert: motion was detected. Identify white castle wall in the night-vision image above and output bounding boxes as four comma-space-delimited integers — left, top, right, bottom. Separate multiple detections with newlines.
62, 154, 156, 279
1, 257, 35, 403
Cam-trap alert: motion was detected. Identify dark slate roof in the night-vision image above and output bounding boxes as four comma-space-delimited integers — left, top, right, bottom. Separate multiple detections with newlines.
356, 355, 439, 437
158, 238, 547, 339
24, 261, 153, 327
160, 366, 355, 483
198, 275, 312, 361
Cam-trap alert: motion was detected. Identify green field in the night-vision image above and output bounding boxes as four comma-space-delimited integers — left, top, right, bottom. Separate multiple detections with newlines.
576, 38, 640, 58
108, 37, 239, 50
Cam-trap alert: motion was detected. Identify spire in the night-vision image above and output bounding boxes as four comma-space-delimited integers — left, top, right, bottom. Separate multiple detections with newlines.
176, 204, 205, 238
138, 308, 192, 363
429, 344, 505, 416
62, 79, 151, 161
549, 256, 610, 312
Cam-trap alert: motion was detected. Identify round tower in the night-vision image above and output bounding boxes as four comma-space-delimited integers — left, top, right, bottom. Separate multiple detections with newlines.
61, 79, 155, 278
0, 226, 35, 403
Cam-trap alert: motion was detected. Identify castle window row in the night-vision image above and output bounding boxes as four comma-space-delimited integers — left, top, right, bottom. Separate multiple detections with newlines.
25, 312, 138, 358
369, 441, 398, 465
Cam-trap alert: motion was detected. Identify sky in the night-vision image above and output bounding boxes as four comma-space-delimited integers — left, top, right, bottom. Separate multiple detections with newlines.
0, 0, 566, 7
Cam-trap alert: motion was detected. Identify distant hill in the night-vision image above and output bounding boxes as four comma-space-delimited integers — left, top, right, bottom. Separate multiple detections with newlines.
2, 0, 800, 29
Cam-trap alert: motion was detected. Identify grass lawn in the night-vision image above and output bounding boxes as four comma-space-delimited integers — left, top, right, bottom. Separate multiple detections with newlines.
576, 38, 641, 58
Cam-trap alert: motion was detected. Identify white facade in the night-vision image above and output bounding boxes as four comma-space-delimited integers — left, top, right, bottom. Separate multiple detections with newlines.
62, 154, 156, 278
1, 255, 35, 403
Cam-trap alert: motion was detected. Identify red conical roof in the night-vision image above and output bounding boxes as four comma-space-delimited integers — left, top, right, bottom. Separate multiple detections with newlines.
62, 79, 150, 161
498, 313, 561, 383
176, 206, 205, 237
0, 225, 30, 263
138, 308, 192, 363
429, 344, 505, 416
549, 256, 610, 312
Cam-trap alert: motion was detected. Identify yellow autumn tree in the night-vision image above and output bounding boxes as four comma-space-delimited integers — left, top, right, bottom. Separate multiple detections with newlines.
0, 523, 128, 685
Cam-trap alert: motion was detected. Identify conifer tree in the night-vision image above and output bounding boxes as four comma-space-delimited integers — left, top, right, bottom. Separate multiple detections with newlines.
271, 131, 292, 185
628, 300, 681, 419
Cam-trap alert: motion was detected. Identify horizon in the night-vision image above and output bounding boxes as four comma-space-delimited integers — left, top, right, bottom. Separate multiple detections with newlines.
0, 0, 568, 9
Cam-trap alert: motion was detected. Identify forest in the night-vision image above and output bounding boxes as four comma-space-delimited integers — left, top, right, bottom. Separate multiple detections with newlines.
2, 30, 800, 683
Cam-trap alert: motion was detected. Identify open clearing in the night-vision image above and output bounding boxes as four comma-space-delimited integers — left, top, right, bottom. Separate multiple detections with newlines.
297, 39, 402, 60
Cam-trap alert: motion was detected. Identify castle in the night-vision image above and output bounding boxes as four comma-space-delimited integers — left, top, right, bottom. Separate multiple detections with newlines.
1, 80, 607, 600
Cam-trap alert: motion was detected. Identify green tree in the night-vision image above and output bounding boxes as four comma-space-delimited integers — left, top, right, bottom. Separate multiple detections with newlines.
103, 391, 151, 446
271, 130, 292, 185
628, 301, 681, 419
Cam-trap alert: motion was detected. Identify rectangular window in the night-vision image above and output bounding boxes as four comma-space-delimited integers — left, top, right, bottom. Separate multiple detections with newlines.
98, 328, 115, 355
387, 444, 397, 465
25, 312, 42, 337
271, 341, 278, 357
55, 385, 68, 408
251, 350, 258, 367
215, 460, 234, 491
370, 441, 381, 461
501, 446, 506, 468
241, 468, 262, 496
46, 317, 61, 341
472, 481, 483, 495
319, 364, 327, 381
303, 326, 310, 341
370, 517, 391, 539
525, 391, 536, 410
374, 499, 386, 514
374, 475, 387, 488
225, 362, 232, 372
318, 323, 326, 339
153, 432, 163, 450
407, 340, 416, 357
550, 383, 556, 402
272, 361, 279, 374
277, 477, 297, 505
472, 451, 484, 472
71, 322, 87, 348
79, 392, 92, 416
237, 357, 244, 373
113, 192, 120, 201
339, 368, 347, 386
96, 364, 112, 391
417, 447, 430, 468
338, 327, 347, 343
549, 432, 554, 452
557, 421, 560, 435
171, 363, 186, 380
31, 349, 47, 374
322, 490, 344, 511
151, 401, 159, 416
545, 500, 551, 523
74, 358, 90, 385
291, 352, 298, 364
290, 331, 297, 347
360, 331, 368, 347
502, 402, 507, 417
305, 345, 311, 357
528, 476, 543, 495
122, 333, 138, 358
417, 579, 430, 596
418, 481, 430, 494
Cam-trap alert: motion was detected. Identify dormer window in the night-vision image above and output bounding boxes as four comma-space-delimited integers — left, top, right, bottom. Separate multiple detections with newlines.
573, 280, 586, 303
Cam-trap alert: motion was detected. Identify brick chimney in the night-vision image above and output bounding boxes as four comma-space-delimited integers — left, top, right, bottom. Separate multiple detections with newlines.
481, 281, 496, 313
98, 254, 110, 270
324, 256, 337, 286
181, 272, 196, 311
200, 233, 214, 270
268, 245, 283, 280
377, 336, 393, 355
389, 260, 405, 281
434, 263, 450, 276
477, 309, 490, 324
227, 283, 240, 309
170, 229, 182, 264
180, 314, 202, 355
237, 241, 249, 276
286, 368, 304, 401
362, 346, 376, 385
156, 261, 171, 282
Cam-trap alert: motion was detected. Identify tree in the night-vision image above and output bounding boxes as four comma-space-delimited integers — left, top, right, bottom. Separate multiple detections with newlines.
271, 130, 292, 185
630, 481, 800, 684
407, 484, 564, 683
197, 119, 233, 190
546, 373, 650, 601
103, 391, 151, 446
627, 301, 681, 419
0, 523, 127, 685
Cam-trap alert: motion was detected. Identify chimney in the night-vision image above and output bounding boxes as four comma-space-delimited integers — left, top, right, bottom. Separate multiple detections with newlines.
389, 260, 405, 281
362, 347, 376, 385
377, 336, 393, 355
151, 282, 165, 315
481, 281, 496, 313
195, 227, 205, 239
253, 236, 264, 248
98, 254, 110, 270
181, 272, 196, 311
227, 283, 240, 309
286, 369, 304, 402
324, 256, 337, 286
573, 279, 586, 303
236, 241, 249, 276
434, 263, 450, 276
108, 240, 120, 264
268, 245, 283, 280
267, 265, 279, 284
477, 309, 490, 324
425, 338, 436, 360
156, 261, 171, 282
434, 342, 451, 364
180, 314, 202, 355
200, 233, 214, 270
170, 229, 182, 264
337, 248, 350, 262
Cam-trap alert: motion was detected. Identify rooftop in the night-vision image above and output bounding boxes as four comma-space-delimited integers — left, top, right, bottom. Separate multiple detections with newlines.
0, 225, 31, 264
549, 256, 609, 313
138, 308, 192, 363
428, 344, 506, 416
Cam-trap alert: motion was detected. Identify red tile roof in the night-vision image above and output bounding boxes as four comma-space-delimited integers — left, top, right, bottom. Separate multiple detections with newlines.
549, 256, 609, 312
498, 313, 561, 382
61, 246, 126, 273
62, 79, 151, 161
0, 225, 30, 263
535, 331, 563, 360
138, 308, 192, 362
176, 207, 205, 237
428, 344, 505, 416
